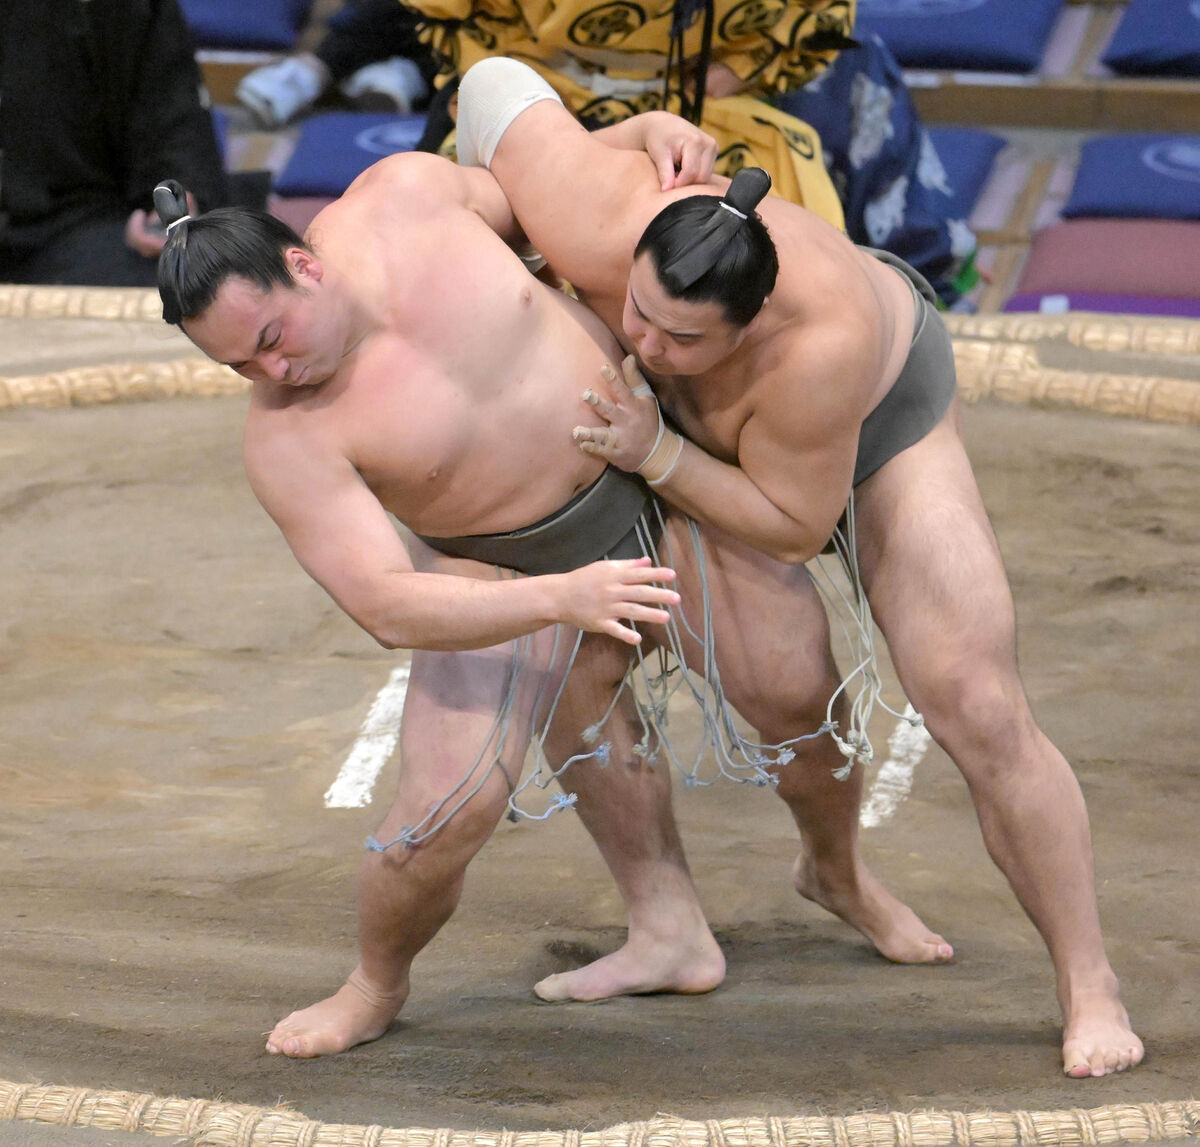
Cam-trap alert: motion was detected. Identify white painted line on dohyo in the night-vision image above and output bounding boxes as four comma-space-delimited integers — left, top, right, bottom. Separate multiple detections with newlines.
324, 665, 410, 809
860, 704, 930, 829
327, 671, 929, 821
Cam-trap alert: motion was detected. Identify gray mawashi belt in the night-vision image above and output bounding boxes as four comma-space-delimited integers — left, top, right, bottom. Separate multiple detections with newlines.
415, 466, 653, 576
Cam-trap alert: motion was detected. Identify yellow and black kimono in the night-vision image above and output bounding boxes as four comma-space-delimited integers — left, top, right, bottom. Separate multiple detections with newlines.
406, 0, 856, 227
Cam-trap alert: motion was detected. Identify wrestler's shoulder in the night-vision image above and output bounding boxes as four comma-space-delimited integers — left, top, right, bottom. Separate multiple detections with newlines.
755, 298, 879, 407
338, 152, 468, 215
245, 383, 327, 435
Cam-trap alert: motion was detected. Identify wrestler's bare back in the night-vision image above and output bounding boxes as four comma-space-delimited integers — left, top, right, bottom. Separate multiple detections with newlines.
241, 152, 621, 540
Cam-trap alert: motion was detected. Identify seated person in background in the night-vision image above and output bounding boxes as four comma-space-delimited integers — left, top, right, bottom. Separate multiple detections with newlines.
410, 0, 854, 226
776, 31, 981, 308
236, 0, 437, 128
407, 0, 979, 304
0, 0, 228, 287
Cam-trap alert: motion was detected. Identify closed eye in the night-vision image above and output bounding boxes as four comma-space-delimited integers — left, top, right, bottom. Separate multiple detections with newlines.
630, 291, 704, 343
223, 321, 281, 372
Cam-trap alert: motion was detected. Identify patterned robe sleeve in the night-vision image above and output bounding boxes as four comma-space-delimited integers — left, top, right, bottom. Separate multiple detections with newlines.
716, 0, 857, 94
401, 0, 545, 81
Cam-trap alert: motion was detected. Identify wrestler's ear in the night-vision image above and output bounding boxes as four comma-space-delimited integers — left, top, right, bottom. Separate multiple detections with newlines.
731, 296, 769, 348
287, 247, 324, 284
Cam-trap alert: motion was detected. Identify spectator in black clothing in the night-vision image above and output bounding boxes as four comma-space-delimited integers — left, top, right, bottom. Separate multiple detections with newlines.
0, 0, 229, 287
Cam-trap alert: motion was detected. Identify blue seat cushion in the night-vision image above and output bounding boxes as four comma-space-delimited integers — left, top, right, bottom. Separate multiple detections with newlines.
925, 127, 1006, 217
179, 0, 314, 50
1101, 0, 1200, 76
273, 113, 428, 198
1062, 134, 1200, 220
853, 0, 1065, 71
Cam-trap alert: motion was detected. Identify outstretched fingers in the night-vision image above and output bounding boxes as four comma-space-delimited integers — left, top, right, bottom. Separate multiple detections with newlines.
573, 360, 661, 470
583, 383, 618, 418
558, 557, 679, 644
609, 562, 678, 641
613, 557, 679, 604
574, 430, 605, 457
649, 126, 717, 190
618, 354, 655, 398
638, 112, 717, 190
602, 604, 671, 645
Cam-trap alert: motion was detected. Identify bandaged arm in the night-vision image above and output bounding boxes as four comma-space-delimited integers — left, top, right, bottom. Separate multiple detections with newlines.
457, 58, 716, 192
455, 58, 563, 272
456, 58, 564, 169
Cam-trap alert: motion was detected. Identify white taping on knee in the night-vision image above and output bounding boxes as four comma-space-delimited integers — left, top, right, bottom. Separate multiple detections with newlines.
456, 58, 563, 168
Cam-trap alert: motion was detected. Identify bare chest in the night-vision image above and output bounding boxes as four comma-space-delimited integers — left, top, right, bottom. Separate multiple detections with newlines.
320, 312, 610, 535
575, 289, 756, 463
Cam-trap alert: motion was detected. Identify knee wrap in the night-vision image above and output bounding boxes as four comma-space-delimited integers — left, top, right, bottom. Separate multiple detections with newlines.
456, 58, 563, 168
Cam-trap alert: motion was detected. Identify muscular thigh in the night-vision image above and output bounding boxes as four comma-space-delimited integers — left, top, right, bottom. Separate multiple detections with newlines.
539, 632, 648, 799
393, 542, 580, 817
853, 396, 1021, 688
657, 510, 840, 739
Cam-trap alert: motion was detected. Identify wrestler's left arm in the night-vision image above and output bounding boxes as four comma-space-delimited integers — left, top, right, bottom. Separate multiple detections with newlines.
575, 353, 861, 565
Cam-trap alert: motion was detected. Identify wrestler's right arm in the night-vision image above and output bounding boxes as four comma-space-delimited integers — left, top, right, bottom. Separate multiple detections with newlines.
589, 113, 719, 190
243, 423, 679, 651
456, 60, 669, 301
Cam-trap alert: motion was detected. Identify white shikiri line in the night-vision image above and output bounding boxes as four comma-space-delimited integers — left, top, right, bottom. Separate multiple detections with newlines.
324, 665, 410, 809
859, 703, 930, 828
323, 652, 928, 820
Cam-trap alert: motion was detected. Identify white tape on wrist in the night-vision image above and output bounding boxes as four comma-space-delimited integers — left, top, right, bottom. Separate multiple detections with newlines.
641, 433, 684, 486
636, 404, 684, 486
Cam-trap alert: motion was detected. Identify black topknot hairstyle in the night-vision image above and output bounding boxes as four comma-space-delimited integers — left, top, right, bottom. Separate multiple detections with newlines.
154, 177, 308, 326
635, 168, 778, 327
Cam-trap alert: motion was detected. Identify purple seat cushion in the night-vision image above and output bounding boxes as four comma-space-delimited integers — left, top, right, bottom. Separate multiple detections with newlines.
1013, 219, 1200, 297
1004, 291, 1200, 317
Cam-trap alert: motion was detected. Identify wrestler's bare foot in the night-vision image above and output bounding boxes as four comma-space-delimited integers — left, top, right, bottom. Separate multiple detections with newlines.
265, 966, 407, 1058
793, 852, 954, 964
533, 928, 726, 1002
1061, 980, 1144, 1077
